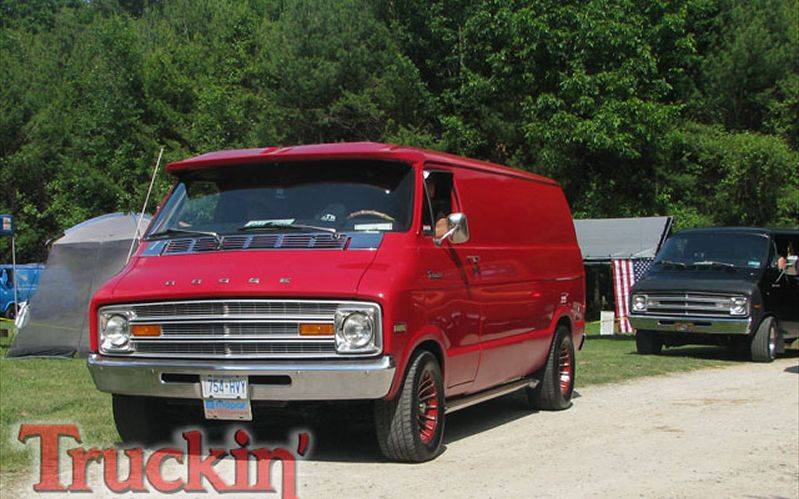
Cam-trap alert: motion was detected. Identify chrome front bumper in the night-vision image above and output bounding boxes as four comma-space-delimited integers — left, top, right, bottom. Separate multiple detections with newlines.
629, 315, 751, 335
88, 354, 396, 401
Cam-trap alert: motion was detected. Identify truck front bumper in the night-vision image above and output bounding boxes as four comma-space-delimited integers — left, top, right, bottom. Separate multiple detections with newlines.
629, 315, 751, 335
88, 354, 396, 401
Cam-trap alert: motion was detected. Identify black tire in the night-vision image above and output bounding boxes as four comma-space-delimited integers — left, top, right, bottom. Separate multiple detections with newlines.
751, 317, 778, 363
4, 304, 15, 320
113, 395, 174, 446
526, 326, 575, 411
636, 329, 663, 355
375, 350, 445, 462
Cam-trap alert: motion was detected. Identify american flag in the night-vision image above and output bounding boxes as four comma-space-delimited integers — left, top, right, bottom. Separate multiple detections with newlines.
612, 258, 654, 333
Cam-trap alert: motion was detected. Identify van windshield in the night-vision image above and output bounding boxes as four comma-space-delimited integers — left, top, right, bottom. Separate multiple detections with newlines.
655, 232, 770, 269
147, 160, 414, 237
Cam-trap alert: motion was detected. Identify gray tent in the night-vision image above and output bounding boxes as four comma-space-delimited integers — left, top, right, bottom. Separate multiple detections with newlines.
8, 213, 150, 357
574, 216, 673, 262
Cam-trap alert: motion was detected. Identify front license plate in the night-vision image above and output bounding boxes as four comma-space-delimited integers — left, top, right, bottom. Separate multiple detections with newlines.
201, 375, 248, 399
675, 322, 694, 332
203, 398, 252, 421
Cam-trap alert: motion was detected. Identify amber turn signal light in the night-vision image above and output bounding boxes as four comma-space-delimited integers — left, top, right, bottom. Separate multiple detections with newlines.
131, 324, 162, 337
299, 323, 334, 336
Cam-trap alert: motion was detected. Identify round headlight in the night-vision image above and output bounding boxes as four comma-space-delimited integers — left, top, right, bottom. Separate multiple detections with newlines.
729, 297, 749, 316
102, 314, 130, 351
337, 312, 374, 350
632, 295, 647, 312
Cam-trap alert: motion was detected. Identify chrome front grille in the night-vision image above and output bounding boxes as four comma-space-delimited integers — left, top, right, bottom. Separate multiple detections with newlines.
134, 340, 336, 357
132, 300, 339, 320
641, 293, 735, 317
159, 322, 300, 338
123, 300, 374, 359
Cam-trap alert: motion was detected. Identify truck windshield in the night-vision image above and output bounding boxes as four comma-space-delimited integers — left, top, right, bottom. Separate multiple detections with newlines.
655, 232, 770, 269
147, 160, 414, 237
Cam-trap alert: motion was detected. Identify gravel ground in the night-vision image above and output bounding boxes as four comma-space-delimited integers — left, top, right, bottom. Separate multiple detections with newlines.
6, 358, 798, 498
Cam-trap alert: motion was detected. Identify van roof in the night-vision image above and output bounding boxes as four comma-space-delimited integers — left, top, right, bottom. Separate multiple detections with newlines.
676, 227, 799, 237
165, 142, 558, 186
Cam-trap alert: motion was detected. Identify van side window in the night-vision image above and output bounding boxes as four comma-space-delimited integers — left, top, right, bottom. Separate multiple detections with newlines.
422, 171, 455, 235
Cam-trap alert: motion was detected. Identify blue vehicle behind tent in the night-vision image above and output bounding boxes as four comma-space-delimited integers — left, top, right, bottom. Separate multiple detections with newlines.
1, 264, 44, 319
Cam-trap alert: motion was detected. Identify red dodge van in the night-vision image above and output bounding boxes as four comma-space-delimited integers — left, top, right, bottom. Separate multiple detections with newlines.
88, 143, 585, 462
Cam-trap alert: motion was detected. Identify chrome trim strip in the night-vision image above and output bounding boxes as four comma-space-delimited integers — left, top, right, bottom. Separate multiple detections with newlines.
446, 378, 538, 414
87, 354, 396, 400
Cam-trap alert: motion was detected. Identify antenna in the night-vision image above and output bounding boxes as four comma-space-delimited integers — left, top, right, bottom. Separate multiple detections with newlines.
126, 147, 164, 263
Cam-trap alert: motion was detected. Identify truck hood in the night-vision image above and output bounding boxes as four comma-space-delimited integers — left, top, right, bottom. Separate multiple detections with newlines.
106, 249, 380, 302
632, 268, 760, 296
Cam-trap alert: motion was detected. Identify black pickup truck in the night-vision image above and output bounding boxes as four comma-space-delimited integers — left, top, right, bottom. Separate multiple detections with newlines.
629, 227, 799, 362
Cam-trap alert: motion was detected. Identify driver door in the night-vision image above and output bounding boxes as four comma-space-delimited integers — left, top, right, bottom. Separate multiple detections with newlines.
416, 167, 481, 394
765, 235, 799, 330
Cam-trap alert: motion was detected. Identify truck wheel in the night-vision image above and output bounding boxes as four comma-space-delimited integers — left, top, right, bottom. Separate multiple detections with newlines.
636, 330, 662, 355
4, 304, 15, 320
374, 351, 444, 462
751, 317, 778, 363
526, 326, 575, 411
113, 395, 173, 445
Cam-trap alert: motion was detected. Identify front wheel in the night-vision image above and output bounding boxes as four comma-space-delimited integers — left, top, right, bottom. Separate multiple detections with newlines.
375, 351, 445, 462
751, 317, 778, 363
636, 329, 663, 355
526, 326, 575, 411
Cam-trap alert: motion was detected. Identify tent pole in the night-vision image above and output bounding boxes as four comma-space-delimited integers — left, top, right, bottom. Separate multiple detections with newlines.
126, 147, 164, 264
11, 235, 18, 319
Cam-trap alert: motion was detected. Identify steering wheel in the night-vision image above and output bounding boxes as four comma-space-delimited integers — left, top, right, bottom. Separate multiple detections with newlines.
346, 210, 395, 222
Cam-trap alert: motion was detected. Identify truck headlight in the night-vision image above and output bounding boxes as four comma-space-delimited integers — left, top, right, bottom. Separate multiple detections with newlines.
729, 296, 749, 316
334, 305, 381, 354
99, 310, 133, 353
632, 294, 648, 312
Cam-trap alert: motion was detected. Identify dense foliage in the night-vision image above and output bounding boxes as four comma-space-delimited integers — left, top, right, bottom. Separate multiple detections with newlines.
1, 0, 797, 262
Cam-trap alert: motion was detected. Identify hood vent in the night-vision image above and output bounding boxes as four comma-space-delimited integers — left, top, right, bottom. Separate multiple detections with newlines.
162, 234, 348, 255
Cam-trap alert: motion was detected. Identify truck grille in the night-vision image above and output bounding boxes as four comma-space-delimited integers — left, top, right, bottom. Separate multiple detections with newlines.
124, 300, 376, 359
640, 293, 735, 317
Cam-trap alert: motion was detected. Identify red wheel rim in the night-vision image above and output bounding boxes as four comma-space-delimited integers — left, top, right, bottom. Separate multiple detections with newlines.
416, 370, 439, 444
558, 342, 573, 396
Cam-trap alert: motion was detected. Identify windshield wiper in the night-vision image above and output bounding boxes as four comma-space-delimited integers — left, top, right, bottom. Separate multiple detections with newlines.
693, 260, 735, 268
147, 228, 223, 245
657, 260, 687, 268
238, 222, 337, 235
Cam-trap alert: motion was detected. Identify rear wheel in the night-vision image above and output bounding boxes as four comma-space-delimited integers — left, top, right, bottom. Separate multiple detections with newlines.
113, 395, 174, 446
526, 326, 575, 411
636, 329, 663, 355
375, 351, 444, 462
751, 317, 778, 363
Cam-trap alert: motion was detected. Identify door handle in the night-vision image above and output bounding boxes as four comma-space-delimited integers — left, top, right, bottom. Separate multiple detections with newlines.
466, 255, 481, 276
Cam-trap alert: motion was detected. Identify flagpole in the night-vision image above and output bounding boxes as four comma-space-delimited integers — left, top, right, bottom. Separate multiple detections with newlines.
11, 235, 17, 319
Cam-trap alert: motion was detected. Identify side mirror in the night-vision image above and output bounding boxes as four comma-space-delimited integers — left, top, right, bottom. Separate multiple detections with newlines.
434, 213, 470, 246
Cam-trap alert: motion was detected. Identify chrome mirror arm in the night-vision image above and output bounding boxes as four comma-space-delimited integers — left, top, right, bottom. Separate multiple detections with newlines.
434, 226, 459, 247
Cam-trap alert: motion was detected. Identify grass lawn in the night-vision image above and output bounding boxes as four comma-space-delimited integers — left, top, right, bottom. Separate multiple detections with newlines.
0, 320, 780, 478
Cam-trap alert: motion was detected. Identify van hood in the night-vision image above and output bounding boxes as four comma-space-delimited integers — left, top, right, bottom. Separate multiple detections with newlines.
632, 268, 760, 296
107, 248, 380, 302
